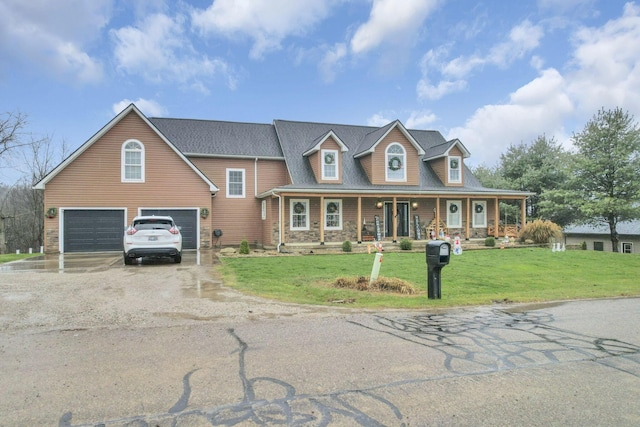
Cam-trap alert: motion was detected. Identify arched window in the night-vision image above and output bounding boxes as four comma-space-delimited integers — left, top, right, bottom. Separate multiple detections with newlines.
121, 140, 145, 182
385, 143, 406, 181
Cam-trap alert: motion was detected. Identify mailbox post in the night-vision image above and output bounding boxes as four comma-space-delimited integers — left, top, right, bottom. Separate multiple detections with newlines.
426, 240, 451, 299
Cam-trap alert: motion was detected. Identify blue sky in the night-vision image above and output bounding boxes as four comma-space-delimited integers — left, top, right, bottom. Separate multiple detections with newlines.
1, 0, 639, 184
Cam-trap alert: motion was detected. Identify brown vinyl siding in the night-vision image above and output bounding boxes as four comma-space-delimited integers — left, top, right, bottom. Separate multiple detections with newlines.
431, 157, 446, 184
43, 111, 213, 252
370, 128, 420, 185
192, 157, 257, 245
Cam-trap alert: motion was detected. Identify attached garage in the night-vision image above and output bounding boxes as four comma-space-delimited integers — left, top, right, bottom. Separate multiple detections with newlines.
62, 209, 125, 253
140, 208, 198, 249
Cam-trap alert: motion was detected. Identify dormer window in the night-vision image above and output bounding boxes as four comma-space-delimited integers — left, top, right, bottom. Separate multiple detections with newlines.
121, 139, 144, 182
322, 149, 338, 180
386, 143, 406, 182
448, 156, 462, 184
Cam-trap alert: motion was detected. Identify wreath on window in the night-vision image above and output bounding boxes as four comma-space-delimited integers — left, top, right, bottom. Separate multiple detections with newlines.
475, 204, 484, 214
324, 152, 335, 165
46, 207, 57, 218
388, 156, 402, 171
450, 158, 459, 169
293, 202, 305, 214
327, 202, 338, 213
449, 204, 458, 213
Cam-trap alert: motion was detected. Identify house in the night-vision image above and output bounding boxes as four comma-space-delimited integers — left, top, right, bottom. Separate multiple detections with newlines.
35, 104, 531, 253
564, 221, 640, 253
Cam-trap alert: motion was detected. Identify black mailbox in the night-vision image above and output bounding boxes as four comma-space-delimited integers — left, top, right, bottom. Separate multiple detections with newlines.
426, 240, 451, 299
426, 240, 451, 267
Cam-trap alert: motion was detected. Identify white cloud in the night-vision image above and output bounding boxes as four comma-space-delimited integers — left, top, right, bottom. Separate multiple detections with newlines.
367, 113, 393, 127
446, 68, 573, 166
112, 98, 167, 117
111, 13, 236, 92
566, 2, 640, 118
319, 43, 348, 83
350, 0, 440, 55
406, 110, 437, 129
418, 20, 544, 100
0, 0, 109, 83
191, 0, 333, 59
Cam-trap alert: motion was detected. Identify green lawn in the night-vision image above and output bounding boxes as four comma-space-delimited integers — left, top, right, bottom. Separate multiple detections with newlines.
219, 248, 640, 308
0, 253, 42, 264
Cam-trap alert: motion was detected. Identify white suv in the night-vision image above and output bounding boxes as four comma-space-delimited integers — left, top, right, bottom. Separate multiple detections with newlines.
123, 215, 183, 265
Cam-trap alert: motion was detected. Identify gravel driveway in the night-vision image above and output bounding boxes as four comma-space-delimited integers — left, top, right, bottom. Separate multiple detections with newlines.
0, 251, 344, 334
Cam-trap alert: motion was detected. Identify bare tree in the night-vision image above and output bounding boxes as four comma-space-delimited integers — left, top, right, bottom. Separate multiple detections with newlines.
0, 128, 67, 252
0, 111, 30, 163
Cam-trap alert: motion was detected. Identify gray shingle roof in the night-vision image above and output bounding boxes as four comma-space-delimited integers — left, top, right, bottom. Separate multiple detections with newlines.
149, 117, 283, 158
146, 116, 528, 196
564, 221, 640, 236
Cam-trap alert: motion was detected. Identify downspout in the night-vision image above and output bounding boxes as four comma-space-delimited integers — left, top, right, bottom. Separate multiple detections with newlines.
272, 191, 283, 252
254, 158, 258, 197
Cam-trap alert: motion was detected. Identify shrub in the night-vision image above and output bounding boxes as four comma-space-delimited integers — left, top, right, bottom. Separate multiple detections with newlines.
239, 239, 250, 254
400, 238, 413, 250
580, 241, 587, 250
519, 219, 562, 244
485, 236, 496, 247
342, 240, 352, 252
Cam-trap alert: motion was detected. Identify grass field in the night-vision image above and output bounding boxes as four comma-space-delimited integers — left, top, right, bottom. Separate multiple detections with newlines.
219, 248, 640, 308
0, 253, 42, 264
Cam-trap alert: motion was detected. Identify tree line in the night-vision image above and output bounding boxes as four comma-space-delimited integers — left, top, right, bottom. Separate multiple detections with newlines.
1, 107, 639, 253
0, 111, 67, 254
473, 107, 640, 252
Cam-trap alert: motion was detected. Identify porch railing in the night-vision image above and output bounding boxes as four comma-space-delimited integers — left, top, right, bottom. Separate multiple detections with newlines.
488, 224, 519, 237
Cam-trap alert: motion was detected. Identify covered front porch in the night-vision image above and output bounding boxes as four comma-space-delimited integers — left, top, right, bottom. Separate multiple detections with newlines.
270, 192, 528, 247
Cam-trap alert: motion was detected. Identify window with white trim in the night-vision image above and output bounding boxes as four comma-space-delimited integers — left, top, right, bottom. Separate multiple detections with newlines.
324, 199, 342, 230
226, 168, 245, 198
622, 242, 633, 253
322, 149, 338, 180
290, 199, 309, 230
472, 201, 487, 228
121, 140, 144, 182
386, 143, 406, 181
447, 200, 462, 228
261, 200, 267, 220
448, 156, 462, 184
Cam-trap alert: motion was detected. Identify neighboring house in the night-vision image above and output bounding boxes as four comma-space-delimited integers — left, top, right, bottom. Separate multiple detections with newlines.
564, 221, 640, 253
35, 104, 531, 253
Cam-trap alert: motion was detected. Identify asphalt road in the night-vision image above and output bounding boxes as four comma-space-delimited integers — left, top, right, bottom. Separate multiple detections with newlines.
0, 253, 639, 426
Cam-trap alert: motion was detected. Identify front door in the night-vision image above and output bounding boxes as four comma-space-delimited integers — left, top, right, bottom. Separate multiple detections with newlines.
384, 202, 410, 238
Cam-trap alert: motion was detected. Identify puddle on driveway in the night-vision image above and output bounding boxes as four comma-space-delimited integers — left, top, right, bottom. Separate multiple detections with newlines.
0, 250, 216, 273
181, 280, 225, 301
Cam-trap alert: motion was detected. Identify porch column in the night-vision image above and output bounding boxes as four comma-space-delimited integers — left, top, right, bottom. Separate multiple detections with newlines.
280, 194, 286, 246
521, 197, 527, 229
465, 197, 471, 240
357, 197, 362, 243
435, 196, 440, 237
494, 197, 500, 238
319, 196, 325, 245
392, 197, 397, 242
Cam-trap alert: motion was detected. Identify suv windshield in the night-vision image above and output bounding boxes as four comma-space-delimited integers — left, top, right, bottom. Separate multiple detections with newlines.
133, 219, 173, 230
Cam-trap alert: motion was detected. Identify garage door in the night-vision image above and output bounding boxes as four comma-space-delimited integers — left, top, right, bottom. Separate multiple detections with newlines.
63, 209, 125, 252
141, 209, 197, 249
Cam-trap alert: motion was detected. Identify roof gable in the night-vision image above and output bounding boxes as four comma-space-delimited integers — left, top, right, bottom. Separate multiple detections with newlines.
354, 120, 425, 158
302, 130, 348, 156
34, 104, 218, 192
423, 138, 471, 161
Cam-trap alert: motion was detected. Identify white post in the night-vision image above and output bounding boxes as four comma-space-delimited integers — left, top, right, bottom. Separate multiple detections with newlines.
369, 252, 383, 284
16, 249, 20, 254
29, 248, 33, 254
